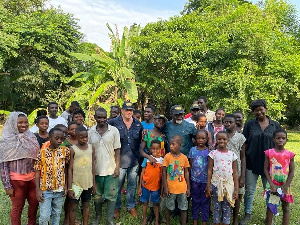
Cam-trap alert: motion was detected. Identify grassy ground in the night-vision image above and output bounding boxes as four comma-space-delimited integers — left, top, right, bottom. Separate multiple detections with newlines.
0, 131, 299, 224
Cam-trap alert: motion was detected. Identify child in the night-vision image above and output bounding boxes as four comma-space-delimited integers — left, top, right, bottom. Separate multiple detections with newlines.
133, 109, 142, 121
138, 140, 164, 225
68, 126, 96, 225
34, 127, 70, 225
162, 135, 190, 225
205, 131, 239, 225
207, 108, 226, 145
224, 114, 246, 225
195, 114, 213, 148
264, 129, 295, 225
188, 130, 210, 225
63, 121, 78, 146
234, 111, 244, 133
34, 115, 49, 148
40, 124, 68, 149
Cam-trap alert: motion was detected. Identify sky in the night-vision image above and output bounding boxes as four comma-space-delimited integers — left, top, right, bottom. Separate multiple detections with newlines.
49, 0, 300, 51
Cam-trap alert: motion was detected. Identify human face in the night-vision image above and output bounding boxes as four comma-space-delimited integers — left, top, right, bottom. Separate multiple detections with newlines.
94, 111, 107, 126
154, 118, 165, 129
59, 127, 68, 140
169, 139, 181, 154
253, 106, 267, 120
69, 105, 79, 113
224, 117, 236, 132
48, 104, 58, 117
215, 110, 225, 122
68, 124, 78, 137
144, 107, 154, 121
17, 116, 29, 133
196, 116, 207, 129
273, 132, 287, 149
37, 118, 49, 133
49, 131, 64, 148
73, 113, 84, 126
133, 113, 141, 121
216, 133, 228, 149
234, 112, 244, 127
171, 113, 183, 125
191, 109, 200, 120
121, 109, 133, 120
198, 99, 207, 111
150, 143, 161, 158
196, 132, 207, 148
76, 131, 88, 145
110, 107, 120, 118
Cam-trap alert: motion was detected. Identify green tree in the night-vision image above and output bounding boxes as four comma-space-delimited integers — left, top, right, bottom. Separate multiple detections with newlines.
131, 0, 300, 121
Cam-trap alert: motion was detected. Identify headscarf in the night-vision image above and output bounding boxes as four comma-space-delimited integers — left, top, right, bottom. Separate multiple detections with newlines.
0, 112, 40, 163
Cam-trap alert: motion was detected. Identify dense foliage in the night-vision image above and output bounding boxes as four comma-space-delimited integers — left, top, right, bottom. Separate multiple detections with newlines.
131, 0, 300, 123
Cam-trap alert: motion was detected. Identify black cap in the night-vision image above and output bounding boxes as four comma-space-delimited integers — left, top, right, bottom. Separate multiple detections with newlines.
154, 114, 168, 123
170, 105, 184, 115
190, 104, 200, 110
122, 101, 134, 110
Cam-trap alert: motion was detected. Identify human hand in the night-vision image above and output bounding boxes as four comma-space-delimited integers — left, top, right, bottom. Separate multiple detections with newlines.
36, 189, 44, 202
92, 186, 96, 195
149, 157, 158, 165
164, 187, 170, 197
63, 185, 68, 197
204, 185, 212, 197
6, 188, 14, 197
282, 186, 288, 195
186, 189, 190, 198
270, 184, 277, 194
68, 189, 76, 199
113, 168, 120, 178
239, 176, 245, 188
138, 187, 142, 196
233, 189, 239, 200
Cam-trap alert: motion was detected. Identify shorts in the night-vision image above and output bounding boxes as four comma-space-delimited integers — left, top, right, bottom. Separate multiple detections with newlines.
140, 186, 160, 203
69, 188, 92, 203
166, 193, 188, 211
95, 175, 118, 201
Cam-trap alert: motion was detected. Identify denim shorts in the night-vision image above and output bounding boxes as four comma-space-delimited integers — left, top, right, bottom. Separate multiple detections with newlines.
140, 186, 160, 203
166, 193, 188, 210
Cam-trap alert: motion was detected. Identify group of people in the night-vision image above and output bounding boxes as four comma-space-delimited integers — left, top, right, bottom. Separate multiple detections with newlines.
0, 97, 295, 225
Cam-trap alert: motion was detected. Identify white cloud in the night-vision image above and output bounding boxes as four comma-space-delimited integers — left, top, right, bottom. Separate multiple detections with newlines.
49, 0, 179, 51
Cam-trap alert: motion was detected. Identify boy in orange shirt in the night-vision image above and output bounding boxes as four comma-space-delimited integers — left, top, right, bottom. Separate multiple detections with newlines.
162, 135, 190, 225
138, 139, 163, 225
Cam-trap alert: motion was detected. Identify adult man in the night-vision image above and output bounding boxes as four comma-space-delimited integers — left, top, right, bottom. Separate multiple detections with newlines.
61, 101, 80, 123
30, 102, 67, 133
108, 105, 121, 120
88, 108, 121, 225
141, 105, 155, 130
185, 103, 201, 127
164, 105, 196, 156
198, 96, 215, 123
108, 101, 143, 218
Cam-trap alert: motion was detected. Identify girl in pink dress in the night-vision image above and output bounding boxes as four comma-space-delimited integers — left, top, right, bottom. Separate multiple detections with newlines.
264, 129, 295, 225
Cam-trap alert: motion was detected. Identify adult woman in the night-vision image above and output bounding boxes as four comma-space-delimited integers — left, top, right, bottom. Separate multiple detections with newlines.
0, 112, 40, 225
240, 100, 281, 225
72, 108, 88, 128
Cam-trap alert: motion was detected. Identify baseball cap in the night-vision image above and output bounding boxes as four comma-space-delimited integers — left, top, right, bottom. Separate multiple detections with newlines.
154, 114, 168, 123
122, 101, 134, 110
190, 103, 200, 110
170, 105, 184, 115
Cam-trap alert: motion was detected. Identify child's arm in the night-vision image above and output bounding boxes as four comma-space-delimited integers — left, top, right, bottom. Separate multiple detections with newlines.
138, 167, 145, 196
205, 157, 213, 197
240, 143, 246, 188
113, 148, 120, 178
140, 141, 157, 163
162, 166, 169, 197
184, 167, 190, 197
232, 160, 239, 200
35, 170, 44, 202
208, 131, 213, 150
282, 157, 295, 194
67, 147, 75, 199
92, 145, 96, 194
264, 155, 276, 193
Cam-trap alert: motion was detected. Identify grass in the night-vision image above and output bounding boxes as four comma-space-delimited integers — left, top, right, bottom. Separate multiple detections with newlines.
0, 131, 299, 225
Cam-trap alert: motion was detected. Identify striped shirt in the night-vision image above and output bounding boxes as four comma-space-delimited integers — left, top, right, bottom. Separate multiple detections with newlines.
1, 158, 36, 190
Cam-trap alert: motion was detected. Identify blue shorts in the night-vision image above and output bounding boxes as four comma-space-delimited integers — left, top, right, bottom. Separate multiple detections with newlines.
140, 186, 160, 203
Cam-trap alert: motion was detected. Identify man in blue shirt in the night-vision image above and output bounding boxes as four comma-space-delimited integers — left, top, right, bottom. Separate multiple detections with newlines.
164, 105, 196, 156
108, 101, 143, 219
141, 105, 155, 130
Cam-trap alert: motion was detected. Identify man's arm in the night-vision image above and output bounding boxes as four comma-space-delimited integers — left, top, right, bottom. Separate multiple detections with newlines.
113, 148, 120, 178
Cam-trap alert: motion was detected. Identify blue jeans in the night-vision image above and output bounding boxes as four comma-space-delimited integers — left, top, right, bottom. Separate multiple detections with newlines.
244, 169, 267, 214
116, 164, 138, 210
39, 191, 64, 225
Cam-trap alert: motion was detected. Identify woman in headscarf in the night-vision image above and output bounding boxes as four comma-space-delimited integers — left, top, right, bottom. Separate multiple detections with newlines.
0, 112, 40, 225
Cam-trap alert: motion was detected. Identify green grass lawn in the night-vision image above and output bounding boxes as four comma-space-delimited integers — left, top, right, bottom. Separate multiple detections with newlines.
0, 131, 299, 225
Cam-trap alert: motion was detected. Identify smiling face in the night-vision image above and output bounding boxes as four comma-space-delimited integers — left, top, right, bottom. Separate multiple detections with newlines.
68, 124, 78, 137
234, 112, 244, 127
73, 113, 84, 126
94, 110, 107, 126
171, 113, 184, 125
215, 109, 225, 122
121, 109, 133, 120
17, 116, 29, 133
150, 143, 161, 158
253, 106, 267, 120
48, 104, 58, 117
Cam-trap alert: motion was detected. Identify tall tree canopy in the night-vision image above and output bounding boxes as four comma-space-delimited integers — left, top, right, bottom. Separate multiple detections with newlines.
131, 0, 300, 122
0, 0, 82, 113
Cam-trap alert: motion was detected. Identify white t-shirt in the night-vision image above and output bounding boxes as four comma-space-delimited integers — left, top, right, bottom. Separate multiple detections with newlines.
61, 111, 70, 121
184, 117, 197, 127
88, 125, 121, 176
209, 149, 238, 187
30, 116, 68, 133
